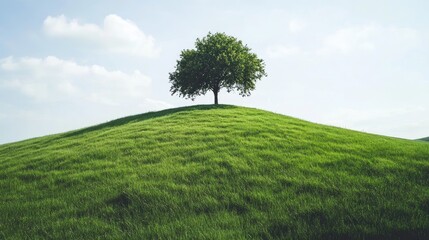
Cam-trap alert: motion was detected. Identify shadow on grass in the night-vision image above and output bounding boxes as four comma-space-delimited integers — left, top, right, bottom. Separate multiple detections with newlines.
322, 229, 429, 240
62, 104, 237, 138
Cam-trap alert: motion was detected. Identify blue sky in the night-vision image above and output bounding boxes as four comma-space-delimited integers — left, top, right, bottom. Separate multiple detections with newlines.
1, 0, 428, 144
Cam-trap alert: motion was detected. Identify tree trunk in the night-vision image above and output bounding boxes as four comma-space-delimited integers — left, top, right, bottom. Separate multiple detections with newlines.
214, 90, 219, 105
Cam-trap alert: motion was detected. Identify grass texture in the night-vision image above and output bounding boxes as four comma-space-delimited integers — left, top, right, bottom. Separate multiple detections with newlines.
1, 105, 428, 239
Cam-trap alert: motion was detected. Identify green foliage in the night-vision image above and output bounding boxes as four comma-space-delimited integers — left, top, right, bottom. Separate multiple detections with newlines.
169, 33, 266, 104
1, 105, 429, 239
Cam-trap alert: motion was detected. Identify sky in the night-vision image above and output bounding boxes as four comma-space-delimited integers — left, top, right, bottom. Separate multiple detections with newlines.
0, 0, 428, 144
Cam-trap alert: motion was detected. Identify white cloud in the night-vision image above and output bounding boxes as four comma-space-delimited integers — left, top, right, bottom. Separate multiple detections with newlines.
288, 20, 305, 33
143, 98, 174, 110
43, 14, 160, 57
319, 25, 377, 54
266, 45, 302, 58
269, 24, 420, 58
319, 25, 419, 55
0, 56, 18, 70
0, 56, 151, 105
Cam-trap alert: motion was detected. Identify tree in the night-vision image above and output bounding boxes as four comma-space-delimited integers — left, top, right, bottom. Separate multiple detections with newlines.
169, 32, 267, 104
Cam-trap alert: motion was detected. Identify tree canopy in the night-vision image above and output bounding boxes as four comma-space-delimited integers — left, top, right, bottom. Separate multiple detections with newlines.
169, 32, 266, 104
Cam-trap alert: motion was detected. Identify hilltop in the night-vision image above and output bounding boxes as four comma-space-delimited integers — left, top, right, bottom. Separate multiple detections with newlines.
0, 105, 428, 239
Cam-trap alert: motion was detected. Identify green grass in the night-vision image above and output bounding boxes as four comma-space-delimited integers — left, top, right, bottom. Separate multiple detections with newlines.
1, 104, 428, 239
420, 137, 429, 142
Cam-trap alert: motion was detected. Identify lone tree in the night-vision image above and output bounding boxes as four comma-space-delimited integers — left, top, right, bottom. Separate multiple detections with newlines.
169, 32, 266, 104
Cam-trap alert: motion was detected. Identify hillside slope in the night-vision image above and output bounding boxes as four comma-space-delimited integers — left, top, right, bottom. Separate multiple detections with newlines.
420, 137, 429, 142
1, 105, 428, 239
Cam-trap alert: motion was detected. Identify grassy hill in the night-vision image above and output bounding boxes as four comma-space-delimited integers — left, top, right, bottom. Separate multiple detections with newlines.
420, 137, 429, 142
1, 105, 428, 239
